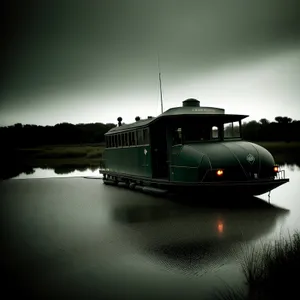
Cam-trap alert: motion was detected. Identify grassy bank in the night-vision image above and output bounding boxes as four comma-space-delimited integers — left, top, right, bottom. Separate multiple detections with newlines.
0, 145, 105, 179
256, 141, 300, 153
17, 144, 105, 165
1, 141, 299, 179
256, 141, 300, 165
217, 231, 300, 299
18, 141, 300, 165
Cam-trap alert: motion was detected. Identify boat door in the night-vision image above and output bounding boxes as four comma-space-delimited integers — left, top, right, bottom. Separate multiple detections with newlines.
151, 125, 169, 179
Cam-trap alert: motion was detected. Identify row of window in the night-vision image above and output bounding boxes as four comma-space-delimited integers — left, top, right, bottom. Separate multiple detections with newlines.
172, 123, 241, 145
105, 128, 149, 148
106, 122, 241, 148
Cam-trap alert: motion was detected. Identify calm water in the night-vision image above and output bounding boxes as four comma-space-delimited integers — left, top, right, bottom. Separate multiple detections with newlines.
1, 164, 299, 299
12, 167, 102, 179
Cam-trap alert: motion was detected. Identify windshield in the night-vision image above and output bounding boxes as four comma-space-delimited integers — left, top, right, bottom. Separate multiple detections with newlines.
224, 121, 241, 139
171, 121, 241, 145
184, 125, 216, 142
172, 124, 221, 145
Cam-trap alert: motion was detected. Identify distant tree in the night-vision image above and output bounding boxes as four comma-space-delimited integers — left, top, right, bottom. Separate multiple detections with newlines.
14, 123, 23, 129
1, 116, 299, 147
106, 123, 117, 127
282, 117, 293, 124
242, 121, 261, 141
275, 116, 292, 124
275, 116, 283, 123
259, 118, 270, 126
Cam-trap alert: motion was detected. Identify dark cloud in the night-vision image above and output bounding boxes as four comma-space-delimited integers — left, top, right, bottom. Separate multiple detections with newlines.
1, 0, 300, 121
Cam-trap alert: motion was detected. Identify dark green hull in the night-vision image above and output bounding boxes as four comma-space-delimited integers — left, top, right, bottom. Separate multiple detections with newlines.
100, 140, 289, 196
101, 170, 289, 197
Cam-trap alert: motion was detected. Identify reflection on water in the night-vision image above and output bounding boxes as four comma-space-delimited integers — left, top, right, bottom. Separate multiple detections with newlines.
112, 197, 289, 277
12, 166, 101, 179
257, 164, 300, 241
5, 163, 300, 180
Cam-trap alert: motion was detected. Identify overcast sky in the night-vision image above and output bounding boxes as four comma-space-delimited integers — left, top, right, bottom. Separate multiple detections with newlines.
1, 0, 300, 126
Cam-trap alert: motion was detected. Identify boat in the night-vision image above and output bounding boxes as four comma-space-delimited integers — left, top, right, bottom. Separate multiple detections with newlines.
99, 98, 289, 196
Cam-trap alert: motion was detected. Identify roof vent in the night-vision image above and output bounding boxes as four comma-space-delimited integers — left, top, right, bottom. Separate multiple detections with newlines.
182, 98, 200, 107
135, 116, 140, 121
117, 117, 123, 127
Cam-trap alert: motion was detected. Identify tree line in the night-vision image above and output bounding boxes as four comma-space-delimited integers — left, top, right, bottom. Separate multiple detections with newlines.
242, 117, 300, 142
0, 122, 116, 147
0, 116, 300, 148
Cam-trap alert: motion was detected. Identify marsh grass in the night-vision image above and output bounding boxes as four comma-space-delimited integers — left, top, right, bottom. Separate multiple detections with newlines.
30, 158, 102, 169
256, 141, 300, 150
14, 141, 300, 163
34, 149, 88, 159
16, 141, 300, 162
256, 141, 300, 165
85, 149, 103, 158
17, 145, 105, 160
217, 231, 300, 300
2, 141, 299, 179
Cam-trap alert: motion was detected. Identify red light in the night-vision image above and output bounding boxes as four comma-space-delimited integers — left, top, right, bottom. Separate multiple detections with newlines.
216, 170, 224, 176
217, 222, 224, 233
274, 166, 279, 172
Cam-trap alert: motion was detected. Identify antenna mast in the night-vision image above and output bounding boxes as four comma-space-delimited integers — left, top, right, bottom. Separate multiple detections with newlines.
157, 54, 164, 114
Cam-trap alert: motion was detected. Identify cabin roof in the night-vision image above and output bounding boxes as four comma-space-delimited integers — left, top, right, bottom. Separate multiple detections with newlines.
107, 118, 154, 133
106, 105, 249, 134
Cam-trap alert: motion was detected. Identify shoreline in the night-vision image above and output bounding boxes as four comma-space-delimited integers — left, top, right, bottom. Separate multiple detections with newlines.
16, 140, 300, 165
2, 141, 300, 179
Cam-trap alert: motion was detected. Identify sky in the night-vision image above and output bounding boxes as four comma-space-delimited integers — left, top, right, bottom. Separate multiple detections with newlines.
1, 0, 300, 126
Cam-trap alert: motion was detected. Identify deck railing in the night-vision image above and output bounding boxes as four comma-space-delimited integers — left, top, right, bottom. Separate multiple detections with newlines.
275, 168, 286, 180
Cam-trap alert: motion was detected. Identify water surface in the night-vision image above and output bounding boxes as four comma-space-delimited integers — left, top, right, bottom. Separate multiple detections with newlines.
1, 164, 299, 299
12, 167, 101, 179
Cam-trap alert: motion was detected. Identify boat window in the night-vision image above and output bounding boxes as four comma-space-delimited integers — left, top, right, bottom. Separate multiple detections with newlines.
184, 124, 212, 142
118, 134, 122, 147
212, 126, 219, 139
125, 133, 129, 146
122, 133, 126, 147
130, 131, 135, 146
132, 131, 136, 146
137, 129, 143, 145
224, 121, 241, 138
172, 127, 182, 145
123, 133, 126, 146
128, 132, 131, 146
143, 128, 149, 144
128, 133, 131, 146
113, 135, 116, 147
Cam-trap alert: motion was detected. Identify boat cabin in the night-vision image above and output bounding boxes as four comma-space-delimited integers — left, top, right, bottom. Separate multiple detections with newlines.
102, 99, 248, 181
